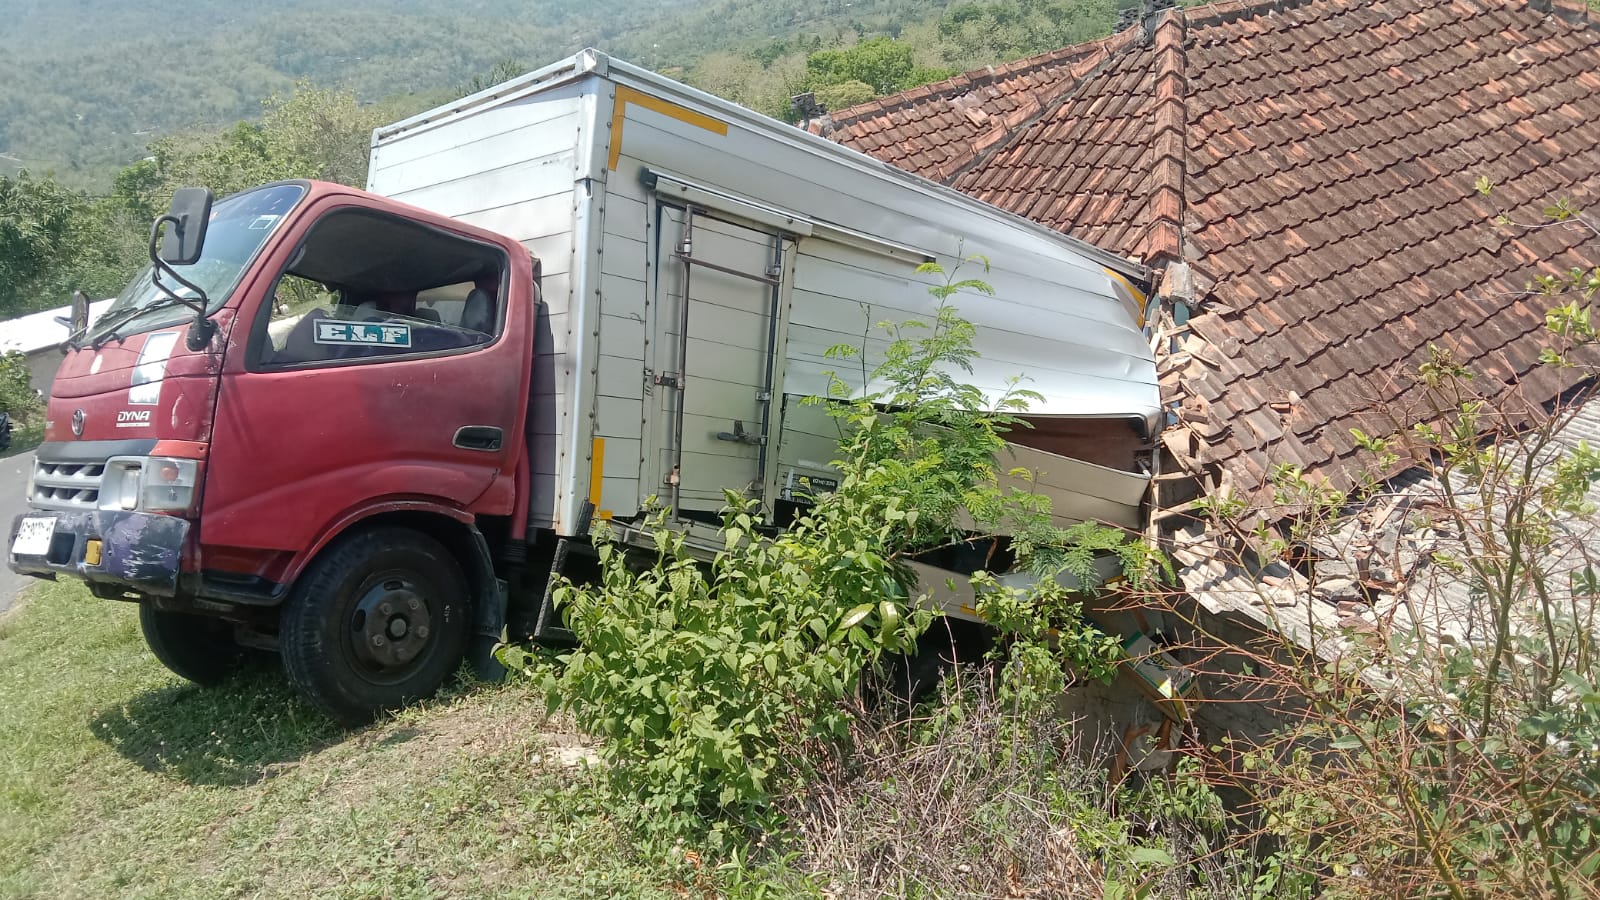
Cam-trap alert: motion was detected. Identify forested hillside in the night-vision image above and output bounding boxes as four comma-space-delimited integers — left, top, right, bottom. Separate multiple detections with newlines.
0, 0, 692, 185
0, 0, 1128, 188
0, 0, 1130, 321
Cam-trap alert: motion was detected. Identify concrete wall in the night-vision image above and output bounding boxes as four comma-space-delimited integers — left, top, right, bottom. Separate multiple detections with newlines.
23, 349, 59, 397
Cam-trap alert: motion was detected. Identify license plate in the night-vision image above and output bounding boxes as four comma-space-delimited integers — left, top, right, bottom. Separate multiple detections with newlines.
12, 516, 56, 557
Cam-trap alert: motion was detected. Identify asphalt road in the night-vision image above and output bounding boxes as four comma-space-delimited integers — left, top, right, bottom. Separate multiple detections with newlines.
0, 450, 35, 614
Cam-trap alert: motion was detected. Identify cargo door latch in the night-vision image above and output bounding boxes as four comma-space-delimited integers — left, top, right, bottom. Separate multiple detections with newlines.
716, 420, 765, 445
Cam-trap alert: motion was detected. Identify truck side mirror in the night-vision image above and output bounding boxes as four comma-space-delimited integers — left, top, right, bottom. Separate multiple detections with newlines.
158, 187, 214, 266
58, 289, 91, 352
70, 289, 90, 337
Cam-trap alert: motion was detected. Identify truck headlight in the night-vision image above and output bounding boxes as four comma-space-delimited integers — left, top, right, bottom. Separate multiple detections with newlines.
141, 458, 200, 513
98, 456, 202, 515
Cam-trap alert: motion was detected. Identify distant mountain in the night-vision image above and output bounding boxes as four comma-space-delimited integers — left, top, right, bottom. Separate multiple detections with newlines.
0, 0, 821, 187
0, 0, 1124, 188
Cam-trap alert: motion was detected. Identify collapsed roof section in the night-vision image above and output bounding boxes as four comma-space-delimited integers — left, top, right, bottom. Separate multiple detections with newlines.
821, 0, 1600, 506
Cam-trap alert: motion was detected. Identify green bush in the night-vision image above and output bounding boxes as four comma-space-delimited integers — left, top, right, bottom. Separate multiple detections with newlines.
0, 351, 41, 421
504, 263, 1160, 841
532, 496, 935, 840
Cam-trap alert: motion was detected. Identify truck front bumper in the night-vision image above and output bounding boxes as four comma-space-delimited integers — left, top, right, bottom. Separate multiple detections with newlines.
8, 510, 189, 597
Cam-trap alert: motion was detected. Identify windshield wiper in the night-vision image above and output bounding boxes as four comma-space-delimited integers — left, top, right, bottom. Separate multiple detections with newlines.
90, 294, 194, 349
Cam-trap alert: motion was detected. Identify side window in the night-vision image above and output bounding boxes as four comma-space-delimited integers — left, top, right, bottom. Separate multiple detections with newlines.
257, 209, 505, 368
263, 275, 341, 363
415, 282, 498, 336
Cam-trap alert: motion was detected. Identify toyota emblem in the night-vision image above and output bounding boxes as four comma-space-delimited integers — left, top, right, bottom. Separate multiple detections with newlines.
70, 408, 85, 437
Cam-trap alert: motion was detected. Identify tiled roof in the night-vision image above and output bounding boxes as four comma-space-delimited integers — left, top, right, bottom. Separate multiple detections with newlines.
825, 0, 1600, 502
813, 27, 1142, 183
950, 11, 1187, 264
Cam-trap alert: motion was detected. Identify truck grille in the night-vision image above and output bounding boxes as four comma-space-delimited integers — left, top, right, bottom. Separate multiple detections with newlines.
30, 460, 105, 510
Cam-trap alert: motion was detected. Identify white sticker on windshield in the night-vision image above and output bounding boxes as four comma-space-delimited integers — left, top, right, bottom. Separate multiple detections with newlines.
314, 320, 412, 348
129, 331, 179, 406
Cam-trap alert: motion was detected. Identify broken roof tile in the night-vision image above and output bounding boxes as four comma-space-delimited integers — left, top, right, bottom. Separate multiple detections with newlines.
829, 0, 1600, 503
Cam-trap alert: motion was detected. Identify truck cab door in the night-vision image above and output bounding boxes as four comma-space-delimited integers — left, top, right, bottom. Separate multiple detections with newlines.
201, 200, 527, 560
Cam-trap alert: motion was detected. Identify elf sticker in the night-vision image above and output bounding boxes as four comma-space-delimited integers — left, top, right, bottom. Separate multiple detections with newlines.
314, 320, 412, 348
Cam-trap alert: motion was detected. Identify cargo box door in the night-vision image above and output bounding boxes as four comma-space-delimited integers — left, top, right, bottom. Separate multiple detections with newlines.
650, 205, 790, 520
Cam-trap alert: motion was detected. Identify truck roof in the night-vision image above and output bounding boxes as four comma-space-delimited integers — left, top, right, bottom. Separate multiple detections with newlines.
0, 298, 114, 356
372, 49, 1151, 286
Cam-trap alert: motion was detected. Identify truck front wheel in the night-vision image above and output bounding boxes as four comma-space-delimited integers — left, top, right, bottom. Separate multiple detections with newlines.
139, 604, 248, 686
280, 527, 470, 726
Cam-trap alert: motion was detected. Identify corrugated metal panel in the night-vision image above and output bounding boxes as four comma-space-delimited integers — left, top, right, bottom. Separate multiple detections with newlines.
372, 53, 1161, 532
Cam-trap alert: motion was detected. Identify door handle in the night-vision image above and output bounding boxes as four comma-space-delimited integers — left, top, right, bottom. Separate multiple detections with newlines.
453, 425, 504, 452
715, 419, 765, 446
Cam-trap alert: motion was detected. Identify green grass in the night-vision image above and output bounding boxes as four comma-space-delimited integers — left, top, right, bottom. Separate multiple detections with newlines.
0, 580, 728, 899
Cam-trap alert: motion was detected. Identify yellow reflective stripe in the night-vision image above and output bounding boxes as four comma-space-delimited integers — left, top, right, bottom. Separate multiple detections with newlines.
1103, 268, 1151, 327
589, 437, 605, 507
607, 85, 729, 171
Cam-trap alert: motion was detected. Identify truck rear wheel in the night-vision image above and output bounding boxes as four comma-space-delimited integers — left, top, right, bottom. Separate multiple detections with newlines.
280, 527, 470, 726
877, 619, 996, 711
139, 604, 248, 686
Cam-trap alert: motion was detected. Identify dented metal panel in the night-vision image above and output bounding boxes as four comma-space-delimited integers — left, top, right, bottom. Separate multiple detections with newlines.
774, 398, 1150, 532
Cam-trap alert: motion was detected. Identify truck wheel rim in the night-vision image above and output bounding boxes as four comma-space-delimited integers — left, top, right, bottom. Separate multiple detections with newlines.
348, 573, 435, 680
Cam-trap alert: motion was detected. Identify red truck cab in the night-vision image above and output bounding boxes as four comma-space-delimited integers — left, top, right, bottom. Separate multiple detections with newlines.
9, 181, 539, 723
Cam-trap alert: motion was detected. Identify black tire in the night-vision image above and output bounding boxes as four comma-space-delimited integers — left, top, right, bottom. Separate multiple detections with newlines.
139, 603, 247, 686
880, 619, 997, 709
280, 527, 470, 726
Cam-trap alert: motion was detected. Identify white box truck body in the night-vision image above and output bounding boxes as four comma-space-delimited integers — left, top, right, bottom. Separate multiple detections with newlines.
367, 50, 1162, 598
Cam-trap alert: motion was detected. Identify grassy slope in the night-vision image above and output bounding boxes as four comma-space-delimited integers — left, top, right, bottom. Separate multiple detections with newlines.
0, 581, 712, 899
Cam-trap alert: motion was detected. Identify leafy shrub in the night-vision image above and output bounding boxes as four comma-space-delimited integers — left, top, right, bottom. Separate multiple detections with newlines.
0, 350, 41, 421
505, 263, 1159, 841
532, 496, 934, 840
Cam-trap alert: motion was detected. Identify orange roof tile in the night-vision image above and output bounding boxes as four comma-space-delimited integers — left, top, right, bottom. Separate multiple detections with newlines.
826, 0, 1600, 501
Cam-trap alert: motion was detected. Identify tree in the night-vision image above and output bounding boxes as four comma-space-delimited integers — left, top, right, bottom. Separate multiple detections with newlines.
801, 36, 951, 97
0, 81, 392, 320
258, 83, 385, 190
934, 0, 1119, 68
684, 52, 765, 107
0, 351, 40, 420
458, 60, 529, 99
115, 82, 384, 218
0, 171, 136, 316
812, 79, 877, 113
0, 172, 81, 315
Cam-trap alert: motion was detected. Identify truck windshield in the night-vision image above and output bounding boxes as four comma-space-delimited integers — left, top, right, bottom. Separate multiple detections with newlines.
88, 183, 307, 343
